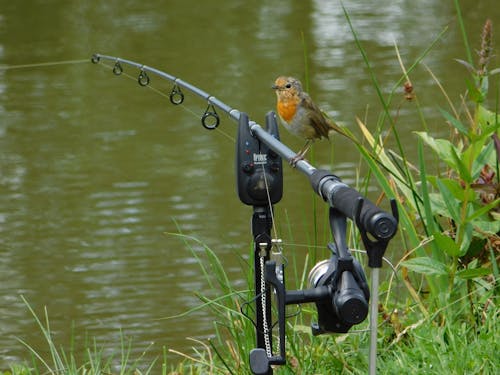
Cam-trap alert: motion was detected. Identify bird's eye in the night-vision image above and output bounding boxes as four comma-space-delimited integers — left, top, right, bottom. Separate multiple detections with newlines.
285, 83, 292, 89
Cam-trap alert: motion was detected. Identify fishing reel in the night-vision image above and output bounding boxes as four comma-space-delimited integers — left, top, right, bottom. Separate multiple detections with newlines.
307, 243, 370, 335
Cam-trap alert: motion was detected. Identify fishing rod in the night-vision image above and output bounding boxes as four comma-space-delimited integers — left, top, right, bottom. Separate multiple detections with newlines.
91, 53, 398, 375
91, 53, 395, 240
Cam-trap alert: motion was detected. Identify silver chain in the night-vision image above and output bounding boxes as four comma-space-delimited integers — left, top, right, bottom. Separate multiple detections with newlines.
259, 253, 273, 357
258, 240, 285, 359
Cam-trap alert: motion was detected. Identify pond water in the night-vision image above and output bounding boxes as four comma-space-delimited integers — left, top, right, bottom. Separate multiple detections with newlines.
0, 0, 498, 370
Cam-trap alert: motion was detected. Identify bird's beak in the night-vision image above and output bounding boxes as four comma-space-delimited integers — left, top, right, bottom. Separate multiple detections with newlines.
271, 84, 279, 90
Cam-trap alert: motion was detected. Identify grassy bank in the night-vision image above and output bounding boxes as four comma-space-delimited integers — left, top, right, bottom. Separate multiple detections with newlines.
2, 235, 498, 374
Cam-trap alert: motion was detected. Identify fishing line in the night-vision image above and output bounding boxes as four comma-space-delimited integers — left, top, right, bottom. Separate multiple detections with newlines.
96, 60, 235, 143
0, 56, 236, 143
0, 58, 89, 70
260, 162, 280, 240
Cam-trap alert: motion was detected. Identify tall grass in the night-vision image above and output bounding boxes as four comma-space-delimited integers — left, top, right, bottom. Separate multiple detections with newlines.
2, 296, 159, 375
344, 4, 499, 315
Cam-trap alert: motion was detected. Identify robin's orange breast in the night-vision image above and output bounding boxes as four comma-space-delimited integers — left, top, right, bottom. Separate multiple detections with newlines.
276, 100, 298, 123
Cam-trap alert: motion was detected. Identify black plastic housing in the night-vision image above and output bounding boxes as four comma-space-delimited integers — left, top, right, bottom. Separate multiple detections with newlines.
236, 112, 283, 206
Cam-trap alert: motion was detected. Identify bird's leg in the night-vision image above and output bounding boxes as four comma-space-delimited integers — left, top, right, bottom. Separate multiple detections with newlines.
290, 140, 312, 167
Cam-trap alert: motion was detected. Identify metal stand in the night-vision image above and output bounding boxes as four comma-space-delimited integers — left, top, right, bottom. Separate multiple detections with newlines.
369, 267, 380, 375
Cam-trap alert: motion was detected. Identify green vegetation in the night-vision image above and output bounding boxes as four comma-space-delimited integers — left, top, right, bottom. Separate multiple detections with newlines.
3, 4, 498, 375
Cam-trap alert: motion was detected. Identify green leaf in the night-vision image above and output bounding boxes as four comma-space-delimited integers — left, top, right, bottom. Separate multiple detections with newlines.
430, 177, 475, 202
458, 222, 473, 256
456, 267, 491, 279
433, 231, 461, 257
479, 76, 489, 99
418, 139, 437, 235
491, 211, 500, 221
471, 141, 495, 180
402, 257, 448, 276
427, 192, 451, 217
436, 179, 461, 222
472, 218, 500, 235
450, 145, 472, 183
415, 132, 460, 170
466, 77, 484, 103
439, 108, 469, 136
467, 198, 500, 222
477, 105, 500, 134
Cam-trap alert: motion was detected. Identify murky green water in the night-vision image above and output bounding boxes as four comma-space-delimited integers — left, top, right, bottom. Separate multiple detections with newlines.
1, 0, 498, 369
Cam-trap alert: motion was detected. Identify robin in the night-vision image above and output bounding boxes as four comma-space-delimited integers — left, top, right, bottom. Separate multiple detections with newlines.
272, 76, 353, 165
